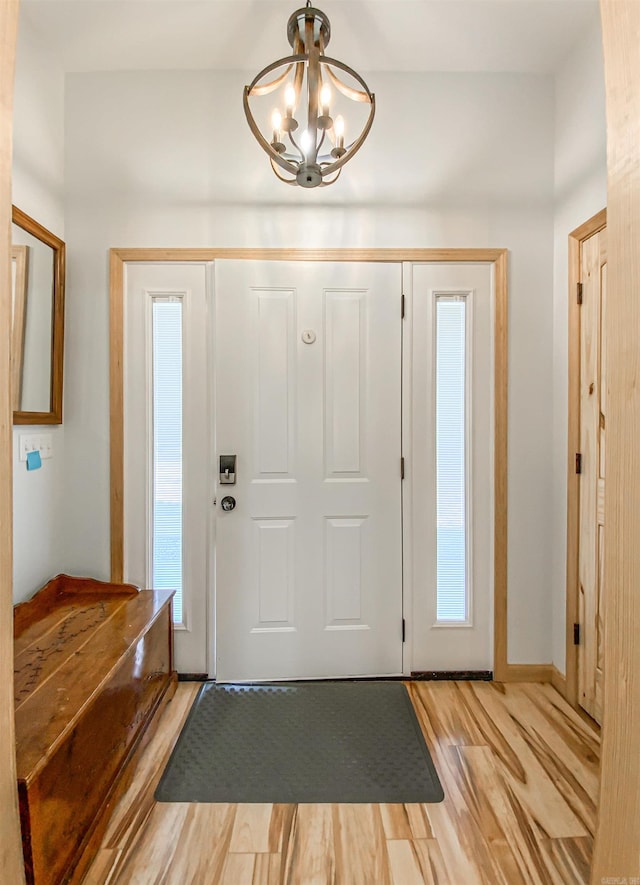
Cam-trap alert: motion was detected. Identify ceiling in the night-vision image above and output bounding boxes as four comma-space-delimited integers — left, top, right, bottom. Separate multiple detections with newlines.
21, 0, 599, 75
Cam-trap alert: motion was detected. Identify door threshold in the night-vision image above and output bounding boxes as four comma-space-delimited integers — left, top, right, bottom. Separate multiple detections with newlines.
411, 670, 493, 681
213, 673, 406, 685
211, 672, 494, 685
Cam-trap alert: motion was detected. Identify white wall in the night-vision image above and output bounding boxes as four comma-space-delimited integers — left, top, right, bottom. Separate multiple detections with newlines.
12, 14, 66, 604
551, 16, 607, 674
63, 68, 555, 665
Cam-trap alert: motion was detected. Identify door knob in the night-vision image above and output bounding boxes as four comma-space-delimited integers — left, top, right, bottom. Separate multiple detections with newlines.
221, 496, 236, 512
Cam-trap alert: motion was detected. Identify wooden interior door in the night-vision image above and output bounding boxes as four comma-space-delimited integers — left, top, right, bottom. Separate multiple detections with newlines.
578, 225, 607, 723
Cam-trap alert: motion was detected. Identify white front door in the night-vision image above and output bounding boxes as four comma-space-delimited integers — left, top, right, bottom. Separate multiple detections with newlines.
214, 260, 403, 682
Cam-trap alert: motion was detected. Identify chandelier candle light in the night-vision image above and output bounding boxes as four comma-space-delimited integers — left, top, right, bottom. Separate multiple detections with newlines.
243, 0, 375, 188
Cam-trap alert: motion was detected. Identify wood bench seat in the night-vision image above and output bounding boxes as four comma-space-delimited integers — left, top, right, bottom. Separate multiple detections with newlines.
14, 574, 177, 885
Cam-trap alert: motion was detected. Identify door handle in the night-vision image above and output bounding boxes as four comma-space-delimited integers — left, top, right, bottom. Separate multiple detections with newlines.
219, 454, 236, 484
221, 496, 236, 512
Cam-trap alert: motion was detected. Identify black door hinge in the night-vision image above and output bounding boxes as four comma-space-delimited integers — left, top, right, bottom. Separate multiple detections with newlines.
401, 456, 405, 480
401, 293, 406, 319
577, 282, 583, 305
402, 619, 406, 642
574, 623, 580, 645
575, 453, 582, 474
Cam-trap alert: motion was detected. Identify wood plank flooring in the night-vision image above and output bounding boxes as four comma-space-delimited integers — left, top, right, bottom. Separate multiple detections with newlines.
83, 681, 600, 884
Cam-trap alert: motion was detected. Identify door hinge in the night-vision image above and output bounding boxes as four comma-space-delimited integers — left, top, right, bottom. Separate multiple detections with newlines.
402, 618, 406, 642
575, 453, 582, 474
401, 456, 405, 480
577, 282, 583, 305
573, 623, 581, 645
401, 293, 406, 319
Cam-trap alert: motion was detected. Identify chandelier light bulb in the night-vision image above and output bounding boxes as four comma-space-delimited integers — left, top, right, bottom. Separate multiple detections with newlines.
284, 83, 296, 114
243, 3, 376, 187
271, 109, 283, 143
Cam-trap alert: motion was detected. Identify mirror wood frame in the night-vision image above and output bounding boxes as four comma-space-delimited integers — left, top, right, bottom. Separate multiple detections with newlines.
11, 205, 65, 424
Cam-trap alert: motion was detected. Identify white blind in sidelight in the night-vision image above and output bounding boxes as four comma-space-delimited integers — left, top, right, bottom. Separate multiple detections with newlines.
152, 298, 184, 625
435, 296, 468, 622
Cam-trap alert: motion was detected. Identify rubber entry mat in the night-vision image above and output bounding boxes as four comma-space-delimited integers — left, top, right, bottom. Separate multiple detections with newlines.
155, 681, 444, 803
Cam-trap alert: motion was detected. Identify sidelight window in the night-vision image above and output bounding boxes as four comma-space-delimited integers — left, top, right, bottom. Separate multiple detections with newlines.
151, 297, 184, 625
435, 295, 470, 623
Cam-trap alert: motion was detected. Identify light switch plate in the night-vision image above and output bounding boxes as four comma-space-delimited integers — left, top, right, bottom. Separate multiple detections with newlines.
19, 434, 53, 462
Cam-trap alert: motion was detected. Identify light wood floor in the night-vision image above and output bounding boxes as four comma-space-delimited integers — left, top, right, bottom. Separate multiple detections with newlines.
83, 680, 600, 884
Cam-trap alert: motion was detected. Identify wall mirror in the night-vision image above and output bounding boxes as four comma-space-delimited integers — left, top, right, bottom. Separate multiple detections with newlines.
11, 206, 65, 424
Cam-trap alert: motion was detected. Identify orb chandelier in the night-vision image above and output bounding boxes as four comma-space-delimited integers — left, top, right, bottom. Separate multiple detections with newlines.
243, 1, 375, 188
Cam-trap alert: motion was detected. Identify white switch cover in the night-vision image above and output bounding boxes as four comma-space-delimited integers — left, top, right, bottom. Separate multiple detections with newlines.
19, 434, 53, 462
40, 434, 53, 459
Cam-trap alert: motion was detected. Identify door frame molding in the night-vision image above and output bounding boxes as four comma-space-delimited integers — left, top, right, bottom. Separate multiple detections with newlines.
109, 247, 512, 681
0, 1, 29, 881
565, 208, 607, 710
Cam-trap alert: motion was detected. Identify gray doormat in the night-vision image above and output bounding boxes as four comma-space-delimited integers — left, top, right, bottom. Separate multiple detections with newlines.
155, 681, 444, 803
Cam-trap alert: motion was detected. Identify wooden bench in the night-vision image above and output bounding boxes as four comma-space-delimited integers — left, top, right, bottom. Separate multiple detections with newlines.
14, 574, 177, 885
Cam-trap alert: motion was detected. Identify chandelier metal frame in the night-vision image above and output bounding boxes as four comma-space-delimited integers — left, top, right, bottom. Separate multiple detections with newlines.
243, 2, 376, 188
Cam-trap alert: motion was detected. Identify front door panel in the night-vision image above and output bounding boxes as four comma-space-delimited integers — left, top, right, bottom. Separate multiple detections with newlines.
215, 260, 402, 681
